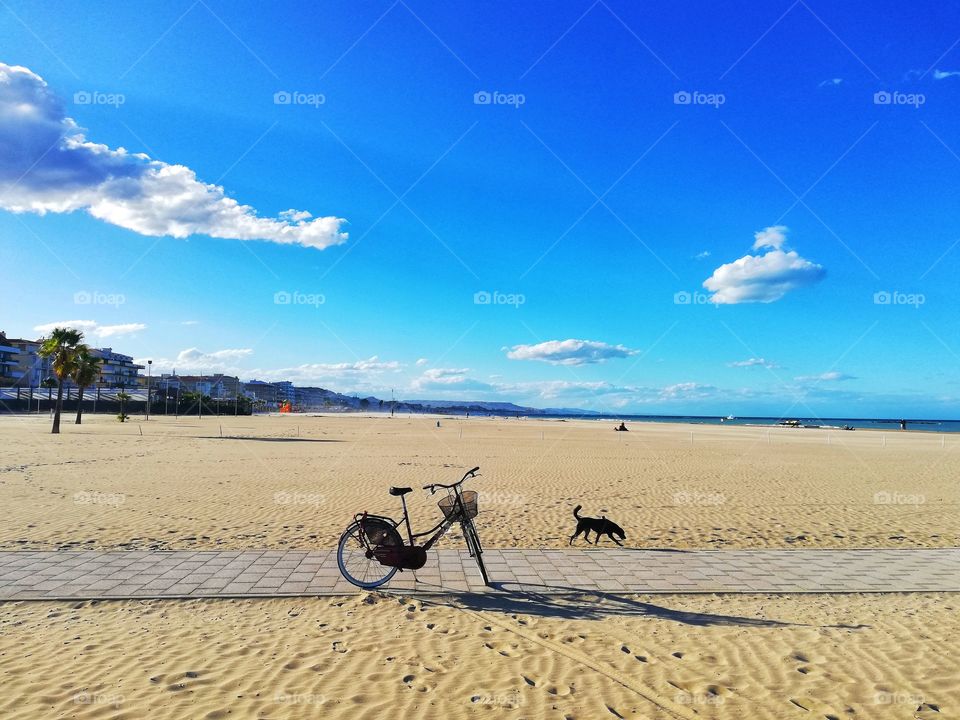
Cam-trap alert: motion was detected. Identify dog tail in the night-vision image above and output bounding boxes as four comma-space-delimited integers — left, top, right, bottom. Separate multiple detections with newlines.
573, 504, 582, 519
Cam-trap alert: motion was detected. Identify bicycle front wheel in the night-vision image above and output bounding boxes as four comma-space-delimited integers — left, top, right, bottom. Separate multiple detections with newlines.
462, 519, 489, 586
337, 520, 400, 589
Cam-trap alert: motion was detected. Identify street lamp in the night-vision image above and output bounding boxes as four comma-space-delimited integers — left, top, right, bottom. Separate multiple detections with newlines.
146, 360, 152, 421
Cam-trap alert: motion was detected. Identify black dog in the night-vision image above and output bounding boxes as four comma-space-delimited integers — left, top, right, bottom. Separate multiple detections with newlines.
570, 505, 626, 546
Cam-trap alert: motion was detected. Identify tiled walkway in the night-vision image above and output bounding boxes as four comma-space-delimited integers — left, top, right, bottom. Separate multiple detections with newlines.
0, 548, 957, 600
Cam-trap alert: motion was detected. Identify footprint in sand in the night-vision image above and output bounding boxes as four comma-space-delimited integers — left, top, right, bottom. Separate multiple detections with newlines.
401, 673, 432, 693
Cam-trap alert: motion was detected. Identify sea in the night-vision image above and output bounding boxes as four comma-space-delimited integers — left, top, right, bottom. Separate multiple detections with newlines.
534, 414, 960, 433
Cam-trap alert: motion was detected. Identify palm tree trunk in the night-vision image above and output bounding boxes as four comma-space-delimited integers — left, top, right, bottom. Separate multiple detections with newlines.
75, 386, 85, 424
52, 380, 64, 434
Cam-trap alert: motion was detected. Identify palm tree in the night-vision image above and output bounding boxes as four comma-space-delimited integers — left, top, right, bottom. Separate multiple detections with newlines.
37, 328, 83, 434
41, 376, 57, 404
71, 348, 101, 425
116, 391, 131, 422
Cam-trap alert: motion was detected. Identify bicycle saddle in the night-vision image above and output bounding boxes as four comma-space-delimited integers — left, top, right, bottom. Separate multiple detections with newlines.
389, 486, 413, 496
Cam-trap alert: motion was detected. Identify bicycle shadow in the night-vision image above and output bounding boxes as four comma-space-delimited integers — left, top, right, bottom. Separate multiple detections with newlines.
441, 584, 805, 628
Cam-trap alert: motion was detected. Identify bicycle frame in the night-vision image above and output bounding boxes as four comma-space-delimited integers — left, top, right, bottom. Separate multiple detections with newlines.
355, 479, 474, 552
340, 466, 488, 587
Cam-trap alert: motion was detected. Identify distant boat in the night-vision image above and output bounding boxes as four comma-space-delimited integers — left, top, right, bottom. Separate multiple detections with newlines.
778, 419, 801, 427
725, 415, 735, 420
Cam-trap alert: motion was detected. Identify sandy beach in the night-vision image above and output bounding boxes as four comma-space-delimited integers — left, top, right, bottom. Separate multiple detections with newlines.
1, 592, 955, 719
0, 413, 956, 552
1, 413, 957, 719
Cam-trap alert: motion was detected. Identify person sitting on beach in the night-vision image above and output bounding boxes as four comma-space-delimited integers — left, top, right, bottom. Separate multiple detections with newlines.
615, 422, 628, 432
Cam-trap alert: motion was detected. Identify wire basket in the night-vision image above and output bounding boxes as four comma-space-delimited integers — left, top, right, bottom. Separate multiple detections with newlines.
438, 490, 478, 520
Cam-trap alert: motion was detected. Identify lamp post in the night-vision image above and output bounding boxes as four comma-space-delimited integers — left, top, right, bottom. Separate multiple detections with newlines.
164, 379, 169, 416
146, 360, 152, 421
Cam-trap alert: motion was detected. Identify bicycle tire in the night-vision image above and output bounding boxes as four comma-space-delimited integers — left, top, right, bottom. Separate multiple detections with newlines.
462, 518, 489, 586
337, 519, 401, 589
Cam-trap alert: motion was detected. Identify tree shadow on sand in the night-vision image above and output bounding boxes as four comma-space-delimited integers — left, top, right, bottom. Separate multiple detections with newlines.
429, 585, 868, 630
198, 436, 343, 442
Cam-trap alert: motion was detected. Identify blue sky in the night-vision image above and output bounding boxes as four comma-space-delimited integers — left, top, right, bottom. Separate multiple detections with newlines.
1, 1, 959, 416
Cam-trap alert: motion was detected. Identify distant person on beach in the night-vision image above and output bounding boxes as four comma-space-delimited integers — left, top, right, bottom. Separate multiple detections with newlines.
900, 419, 907, 430
615, 422, 628, 432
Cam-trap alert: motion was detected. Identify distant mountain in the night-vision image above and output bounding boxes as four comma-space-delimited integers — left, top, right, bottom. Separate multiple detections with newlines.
540, 407, 603, 415
291, 387, 599, 417
405, 399, 543, 414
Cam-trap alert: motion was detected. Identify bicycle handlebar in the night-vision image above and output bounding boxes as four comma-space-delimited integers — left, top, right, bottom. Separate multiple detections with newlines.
423, 466, 480, 494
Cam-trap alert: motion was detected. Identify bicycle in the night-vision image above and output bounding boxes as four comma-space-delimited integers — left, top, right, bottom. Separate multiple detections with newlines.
337, 466, 489, 588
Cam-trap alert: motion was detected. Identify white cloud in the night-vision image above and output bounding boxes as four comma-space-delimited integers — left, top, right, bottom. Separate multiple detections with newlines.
411, 367, 495, 393
252, 356, 404, 389
34, 319, 146, 339
96, 322, 147, 338
704, 226, 824, 304
504, 339, 639, 366
180, 320, 200, 326
933, 69, 960, 80
752, 224, 788, 250
794, 371, 855, 382
818, 78, 843, 87
415, 358, 429, 366
694, 250, 711, 259
142, 347, 253, 374
658, 382, 716, 400
0, 63, 347, 250
729, 357, 780, 369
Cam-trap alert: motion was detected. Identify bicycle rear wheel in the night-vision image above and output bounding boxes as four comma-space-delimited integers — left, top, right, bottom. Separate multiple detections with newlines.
337, 519, 401, 589
462, 518, 489, 586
